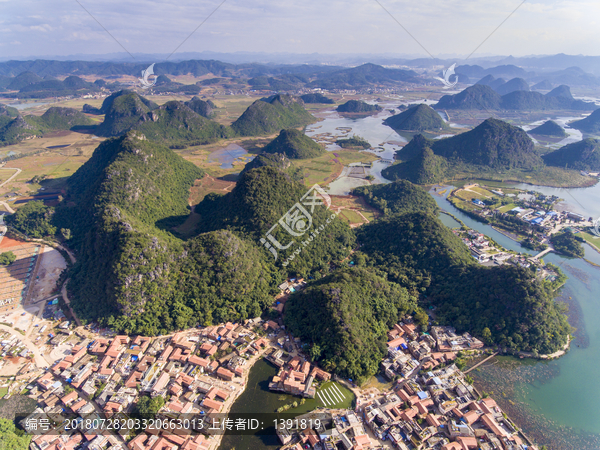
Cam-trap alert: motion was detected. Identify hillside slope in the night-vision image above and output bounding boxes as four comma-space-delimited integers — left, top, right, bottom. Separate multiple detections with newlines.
261, 128, 324, 159
231, 94, 314, 136
384, 104, 448, 132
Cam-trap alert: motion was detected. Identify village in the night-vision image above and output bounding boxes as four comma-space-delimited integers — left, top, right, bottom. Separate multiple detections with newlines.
0, 224, 542, 450
446, 183, 596, 254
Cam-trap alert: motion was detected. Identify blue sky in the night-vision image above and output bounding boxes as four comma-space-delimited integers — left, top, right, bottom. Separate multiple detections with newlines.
1, 0, 598, 59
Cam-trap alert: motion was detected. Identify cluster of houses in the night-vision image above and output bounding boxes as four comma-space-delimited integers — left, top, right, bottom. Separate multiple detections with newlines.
0, 330, 33, 361
268, 355, 331, 398
371, 322, 530, 450
381, 323, 483, 383
23, 320, 274, 450
277, 320, 529, 450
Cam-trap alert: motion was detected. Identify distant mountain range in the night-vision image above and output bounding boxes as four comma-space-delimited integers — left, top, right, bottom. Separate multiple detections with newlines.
436, 84, 596, 111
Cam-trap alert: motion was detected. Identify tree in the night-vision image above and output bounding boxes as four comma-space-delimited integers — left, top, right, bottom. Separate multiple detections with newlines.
481, 327, 493, 345
414, 309, 429, 331
0, 418, 32, 450
61, 228, 72, 240
0, 251, 16, 265
6, 200, 56, 238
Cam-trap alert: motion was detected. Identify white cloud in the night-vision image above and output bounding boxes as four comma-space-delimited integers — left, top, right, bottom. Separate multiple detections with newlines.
0, 0, 599, 58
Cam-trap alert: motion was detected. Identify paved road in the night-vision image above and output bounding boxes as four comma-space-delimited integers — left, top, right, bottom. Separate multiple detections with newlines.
0, 324, 51, 369
0, 167, 22, 188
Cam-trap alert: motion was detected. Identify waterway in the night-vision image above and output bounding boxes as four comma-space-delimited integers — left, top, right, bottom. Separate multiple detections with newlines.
431, 185, 600, 450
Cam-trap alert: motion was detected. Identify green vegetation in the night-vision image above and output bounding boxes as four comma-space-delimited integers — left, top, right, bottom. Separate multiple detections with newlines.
184, 96, 215, 118
568, 108, 600, 133
57, 137, 353, 334
95, 90, 158, 137
262, 128, 324, 159
134, 395, 166, 418
194, 166, 355, 277
307, 63, 418, 90
352, 180, 438, 216
0, 418, 31, 450
336, 100, 381, 114
543, 138, 600, 171
300, 93, 334, 104
436, 84, 502, 110
529, 120, 568, 137
135, 101, 231, 147
231, 94, 315, 136
240, 153, 303, 182
382, 119, 543, 185
7, 75, 100, 99
383, 104, 449, 132
436, 84, 595, 111
0, 251, 16, 265
284, 267, 418, 383
6, 200, 56, 237
336, 136, 370, 149
60, 132, 205, 331
383, 145, 448, 184
432, 118, 542, 170
356, 211, 571, 354
551, 231, 585, 258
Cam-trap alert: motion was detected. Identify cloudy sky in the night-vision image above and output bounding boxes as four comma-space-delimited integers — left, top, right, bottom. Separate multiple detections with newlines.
1, 0, 598, 60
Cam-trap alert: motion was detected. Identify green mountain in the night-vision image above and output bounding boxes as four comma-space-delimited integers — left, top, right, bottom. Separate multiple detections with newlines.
307, 63, 419, 89
382, 145, 448, 184
300, 93, 334, 104
240, 152, 303, 182
194, 166, 355, 276
383, 104, 449, 132
495, 77, 530, 95
432, 118, 542, 169
0, 115, 42, 145
135, 101, 231, 146
95, 90, 159, 137
356, 212, 571, 354
184, 96, 214, 117
336, 100, 381, 114
261, 128, 324, 159
0, 107, 95, 146
436, 84, 502, 110
529, 120, 568, 137
569, 108, 600, 133
6, 71, 42, 90
14, 75, 100, 98
436, 83, 595, 111
36, 107, 95, 129
284, 267, 417, 383
352, 179, 439, 216
61, 132, 204, 323
543, 138, 600, 171
0, 104, 19, 117
231, 94, 315, 136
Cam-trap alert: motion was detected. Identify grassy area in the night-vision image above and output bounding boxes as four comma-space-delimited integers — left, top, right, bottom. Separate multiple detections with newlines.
498, 203, 517, 213
299, 150, 378, 187
339, 209, 365, 224
0, 387, 8, 397
579, 231, 600, 252
313, 381, 354, 409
